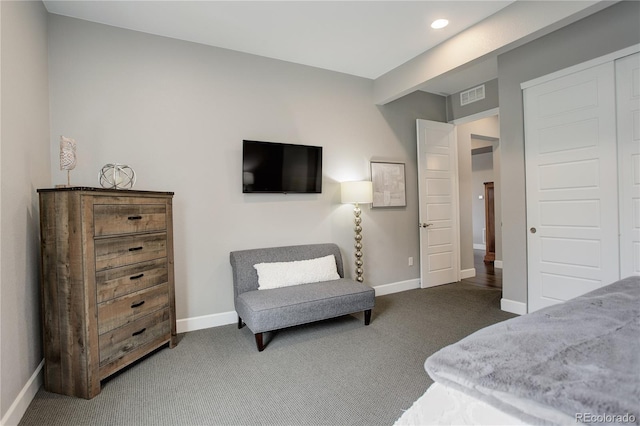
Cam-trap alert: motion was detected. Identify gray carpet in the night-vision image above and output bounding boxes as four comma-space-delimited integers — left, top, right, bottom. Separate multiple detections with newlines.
20, 282, 516, 426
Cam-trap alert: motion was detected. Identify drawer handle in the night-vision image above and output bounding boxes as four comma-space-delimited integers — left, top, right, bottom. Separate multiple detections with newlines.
131, 301, 145, 308
129, 246, 143, 252
128, 215, 143, 220
130, 273, 145, 280
132, 328, 146, 337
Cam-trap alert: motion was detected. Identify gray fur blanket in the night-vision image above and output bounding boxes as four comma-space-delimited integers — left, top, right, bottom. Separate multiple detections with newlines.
425, 276, 640, 425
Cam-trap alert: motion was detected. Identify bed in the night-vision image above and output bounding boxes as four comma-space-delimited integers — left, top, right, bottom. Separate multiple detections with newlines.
395, 276, 640, 425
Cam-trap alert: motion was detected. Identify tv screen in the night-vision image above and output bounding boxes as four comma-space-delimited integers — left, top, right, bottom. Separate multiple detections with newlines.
242, 140, 323, 193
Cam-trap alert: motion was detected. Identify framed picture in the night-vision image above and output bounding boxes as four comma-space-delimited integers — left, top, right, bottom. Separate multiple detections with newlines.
370, 161, 406, 208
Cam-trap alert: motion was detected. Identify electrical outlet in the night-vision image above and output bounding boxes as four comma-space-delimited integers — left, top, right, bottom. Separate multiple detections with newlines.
408, 257, 414, 266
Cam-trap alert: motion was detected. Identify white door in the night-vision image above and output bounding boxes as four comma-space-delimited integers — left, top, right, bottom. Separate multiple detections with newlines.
416, 119, 460, 288
616, 52, 640, 277
524, 62, 620, 313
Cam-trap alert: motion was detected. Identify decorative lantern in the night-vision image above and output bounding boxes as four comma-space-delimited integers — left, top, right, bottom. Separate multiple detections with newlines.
99, 163, 136, 190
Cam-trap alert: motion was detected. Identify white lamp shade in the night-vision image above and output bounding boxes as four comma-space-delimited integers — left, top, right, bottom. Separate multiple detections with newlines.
341, 181, 373, 204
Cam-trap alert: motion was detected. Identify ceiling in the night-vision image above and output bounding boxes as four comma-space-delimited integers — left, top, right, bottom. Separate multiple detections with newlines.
42, 1, 609, 97
43, 0, 517, 95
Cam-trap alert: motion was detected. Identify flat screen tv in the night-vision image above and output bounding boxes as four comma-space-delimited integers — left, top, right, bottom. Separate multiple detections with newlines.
242, 140, 323, 194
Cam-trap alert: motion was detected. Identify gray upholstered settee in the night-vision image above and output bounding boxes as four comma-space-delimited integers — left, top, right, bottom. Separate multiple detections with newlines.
230, 243, 375, 351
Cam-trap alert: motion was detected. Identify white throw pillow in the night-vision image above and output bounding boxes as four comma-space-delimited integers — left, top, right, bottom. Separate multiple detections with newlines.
254, 255, 340, 290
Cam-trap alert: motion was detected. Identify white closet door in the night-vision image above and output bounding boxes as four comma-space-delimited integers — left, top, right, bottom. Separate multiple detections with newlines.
616, 52, 640, 277
524, 62, 620, 313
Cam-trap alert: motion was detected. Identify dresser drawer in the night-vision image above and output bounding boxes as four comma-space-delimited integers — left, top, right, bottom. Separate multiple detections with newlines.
96, 258, 168, 303
94, 204, 166, 237
99, 308, 171, 368
94, 232, 167, 271
98, 283, 169, 335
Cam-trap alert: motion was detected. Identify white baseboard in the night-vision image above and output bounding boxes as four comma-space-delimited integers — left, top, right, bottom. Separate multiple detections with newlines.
177, 279, 423, 332
372, 278, 420, 296
179, 273, 517, 330
494, 260, 503, 269
1, 360, 43, 426
460, 268, 476, 279
176, 310, 238, 333
501, 298, 527, 315
473, 244, 486, 250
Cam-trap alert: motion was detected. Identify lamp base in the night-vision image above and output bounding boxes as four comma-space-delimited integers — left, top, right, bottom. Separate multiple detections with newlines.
353, 203, 365, 283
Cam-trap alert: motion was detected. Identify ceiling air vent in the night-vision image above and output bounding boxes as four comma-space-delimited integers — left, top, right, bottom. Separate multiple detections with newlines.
460, 85, 485, 106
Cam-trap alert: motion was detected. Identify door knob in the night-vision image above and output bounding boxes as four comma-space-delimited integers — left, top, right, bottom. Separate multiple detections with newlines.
419, 223, 433, 228
530, 227, 537, 234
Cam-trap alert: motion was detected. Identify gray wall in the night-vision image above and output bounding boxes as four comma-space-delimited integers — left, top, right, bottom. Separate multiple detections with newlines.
498, 0, 640, 305
1, 0, 51, 422
447, 79, 498, 122
375, 91, 447, 281
47, 15, 445, 322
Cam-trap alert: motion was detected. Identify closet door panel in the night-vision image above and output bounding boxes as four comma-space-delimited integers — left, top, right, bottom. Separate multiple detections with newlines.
524, 61, 619, 313
616, 52, 640, 278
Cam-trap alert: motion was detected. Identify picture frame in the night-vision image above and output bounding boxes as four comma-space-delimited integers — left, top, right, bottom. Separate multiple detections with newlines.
370, 161, 406, 208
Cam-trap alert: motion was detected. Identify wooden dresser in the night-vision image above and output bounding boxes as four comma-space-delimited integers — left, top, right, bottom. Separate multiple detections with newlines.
37, 187, 177, 399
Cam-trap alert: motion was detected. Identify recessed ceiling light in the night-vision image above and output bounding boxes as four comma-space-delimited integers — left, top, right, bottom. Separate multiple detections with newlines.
431, 19, 449, 29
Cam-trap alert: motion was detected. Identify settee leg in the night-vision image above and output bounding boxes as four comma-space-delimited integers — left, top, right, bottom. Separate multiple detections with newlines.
364, 309, 372, 325
238, 317, 244, 329
255, 333, 265, 352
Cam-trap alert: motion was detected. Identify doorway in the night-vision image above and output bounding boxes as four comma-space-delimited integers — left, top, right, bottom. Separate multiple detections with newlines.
471, 137, 498, 264
463, 249, 503, 289
453, 112, 502, 279
416, 111, 501, 288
